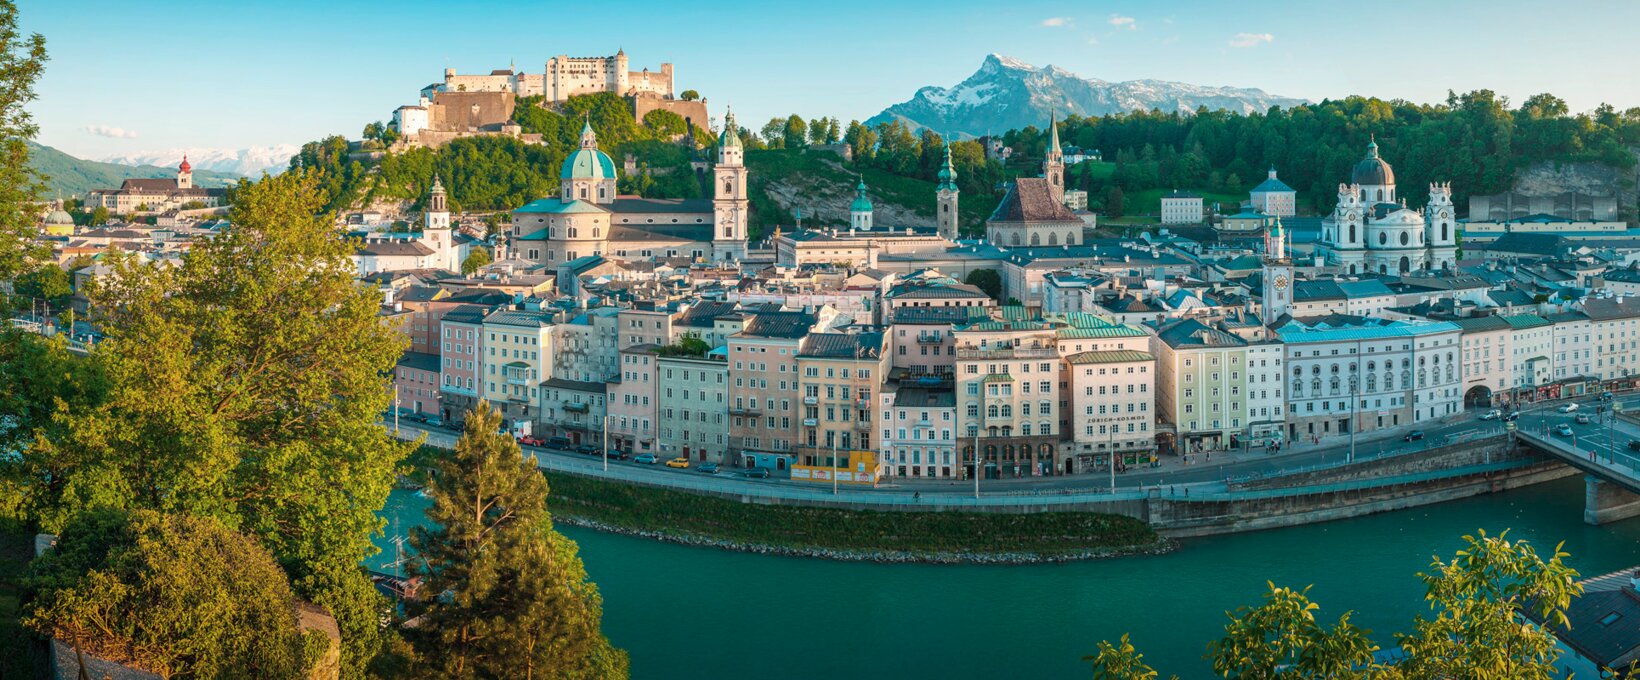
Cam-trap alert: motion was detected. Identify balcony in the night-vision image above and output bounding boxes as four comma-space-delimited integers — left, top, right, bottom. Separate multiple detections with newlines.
916, 334, 944, 344
563, 402, 590, 414
730, 406, 762, 417
913, 419, 935, 429
802, 418, 819, 427
803, 395, 818, 406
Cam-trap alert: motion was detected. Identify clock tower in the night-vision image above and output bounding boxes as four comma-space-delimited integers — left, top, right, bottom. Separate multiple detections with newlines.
713, 110, 749, 261
1262, 217, 1294, 322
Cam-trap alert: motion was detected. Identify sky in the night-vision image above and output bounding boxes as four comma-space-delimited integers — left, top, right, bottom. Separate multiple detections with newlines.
22, 0, 1640, 162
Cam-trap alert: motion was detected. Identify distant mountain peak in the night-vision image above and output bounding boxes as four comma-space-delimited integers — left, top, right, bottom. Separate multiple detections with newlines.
870, 54, 1307, 138
98, 145, 299, 177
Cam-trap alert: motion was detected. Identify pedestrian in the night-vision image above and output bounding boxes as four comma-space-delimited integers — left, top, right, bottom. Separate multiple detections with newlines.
914, 491, 921, 502
1184, 487, 1189, 497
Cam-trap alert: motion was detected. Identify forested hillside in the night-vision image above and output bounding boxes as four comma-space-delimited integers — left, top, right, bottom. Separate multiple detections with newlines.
997, 91, 1640, 217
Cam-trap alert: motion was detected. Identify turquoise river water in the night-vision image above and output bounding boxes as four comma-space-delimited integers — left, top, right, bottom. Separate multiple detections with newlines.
373, 476, 1640, 679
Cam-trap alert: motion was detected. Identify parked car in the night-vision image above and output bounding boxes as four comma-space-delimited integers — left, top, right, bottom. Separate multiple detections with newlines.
665, 457, 690, 469
1555, 423, 1575, 437
1628, 440, 1640, 452
742, 467, 771, 479
1575, 414, 1593, 424
698, 462, 720, 474
633, 453, 659, 465
545, 437, 572, 451
1404, 431, 1425, 442
422, 416, 444, 428
573, 444, 599, 456
605, 449, 629, 460
1480, 409, 1501, 421
518, 435, 546, 447
1559, 403, 1579, 413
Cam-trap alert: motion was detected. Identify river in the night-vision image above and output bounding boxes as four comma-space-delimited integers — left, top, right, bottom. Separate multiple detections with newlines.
373, 476, 1640, 679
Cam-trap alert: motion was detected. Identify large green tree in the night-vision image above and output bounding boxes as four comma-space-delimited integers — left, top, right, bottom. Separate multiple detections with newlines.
1085, 530, 1585, 679
461, 247, 492, 276
409, 403, 627, 679
19, 171, 413, 677
23, 509, 319, 679
0, 0, 47, 289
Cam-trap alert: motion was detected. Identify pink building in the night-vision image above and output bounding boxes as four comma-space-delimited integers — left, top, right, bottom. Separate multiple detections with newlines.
393, 351, 442, 417
438, 304, 488, 423
608, 344, 660, 455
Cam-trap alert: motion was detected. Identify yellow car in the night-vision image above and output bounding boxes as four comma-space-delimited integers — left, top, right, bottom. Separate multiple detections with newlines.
664, 457, 690, 469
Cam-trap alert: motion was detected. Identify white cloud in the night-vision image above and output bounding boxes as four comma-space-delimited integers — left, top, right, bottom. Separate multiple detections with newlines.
1041, 16, 1072, 27
1228, 32, 1274, 48
1108, 14, 1137, 30
85, 124, 138, 139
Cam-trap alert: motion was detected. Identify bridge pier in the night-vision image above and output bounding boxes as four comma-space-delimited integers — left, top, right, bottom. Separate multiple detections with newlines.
1585, 475, 1640, 525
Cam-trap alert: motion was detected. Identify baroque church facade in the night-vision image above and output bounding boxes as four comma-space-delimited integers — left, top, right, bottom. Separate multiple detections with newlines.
509, 114, 748, 266
1316, 139, 1457, 275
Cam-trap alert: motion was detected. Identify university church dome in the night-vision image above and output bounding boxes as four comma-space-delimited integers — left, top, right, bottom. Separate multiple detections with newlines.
1351, 138, 1394, 186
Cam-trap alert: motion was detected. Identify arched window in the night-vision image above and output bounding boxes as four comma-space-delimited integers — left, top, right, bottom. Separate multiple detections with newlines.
1400, 232, 1409, 246
1048, 233, 1059, 246
1367, 375, 1377, 391
1330, 377, 1340, 393
1442, 224, 1449, 241
1311, 378, 1322, 393
1349, 224, 1356, 243
1292, 379, 1304, 396
724, 180, 733, 194
1399, 256, 1410, 272
987, 405, 999, 418
1011, 233, 1022, 246
1379, 232, 1388, 245
1030, 233, 1041, 246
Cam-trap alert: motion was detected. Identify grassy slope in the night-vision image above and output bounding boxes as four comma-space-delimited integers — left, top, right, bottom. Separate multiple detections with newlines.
28, 141, 242, 198
544, 472, 1159, 557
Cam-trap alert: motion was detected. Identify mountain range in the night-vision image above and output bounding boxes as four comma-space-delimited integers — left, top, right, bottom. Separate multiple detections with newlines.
867, 54, 1308, 139
27, 142, 243, 199
99, 144, 298, 177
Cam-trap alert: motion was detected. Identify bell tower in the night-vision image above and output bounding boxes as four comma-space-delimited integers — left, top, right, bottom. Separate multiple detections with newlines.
1426, 181, 1457, 271
1043, 111, 1064, 197
712, 110, 748, 261
936, 144, 960, 241
1262, 218, 1294, 322
424, 175, 455, 271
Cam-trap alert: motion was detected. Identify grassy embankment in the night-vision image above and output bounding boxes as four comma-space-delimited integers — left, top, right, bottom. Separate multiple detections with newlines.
541, 471, 1160, 558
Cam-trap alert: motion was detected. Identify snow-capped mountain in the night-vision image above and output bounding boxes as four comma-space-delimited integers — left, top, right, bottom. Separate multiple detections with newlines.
867, 54, 1308, 138
99, 144, 300, 177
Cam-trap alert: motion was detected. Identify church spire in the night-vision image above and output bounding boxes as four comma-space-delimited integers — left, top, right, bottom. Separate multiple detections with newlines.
719, 108, 741, 149
1047, 109, 1062, 154
937, 143, 958, 191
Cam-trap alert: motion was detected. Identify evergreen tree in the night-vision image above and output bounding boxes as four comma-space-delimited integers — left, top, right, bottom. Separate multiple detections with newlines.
410, 402, 627, 679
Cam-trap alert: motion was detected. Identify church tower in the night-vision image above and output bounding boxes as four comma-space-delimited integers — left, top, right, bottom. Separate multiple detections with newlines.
562, 120, 617, 205
1426, 181, 1457, 271
1262, 218, 1294, 322
424, 175, 455, 271
177, 155, 193, 190
712, 110, 749, 261
936, 143, 960, 241
850, 176, 874, 231
1043, 112, 1064, 197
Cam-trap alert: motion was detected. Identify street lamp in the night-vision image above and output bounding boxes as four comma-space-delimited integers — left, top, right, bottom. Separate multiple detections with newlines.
602, 413, 610, 472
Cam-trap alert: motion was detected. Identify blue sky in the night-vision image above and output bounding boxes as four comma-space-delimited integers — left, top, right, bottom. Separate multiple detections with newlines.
22, 0, 1640, 160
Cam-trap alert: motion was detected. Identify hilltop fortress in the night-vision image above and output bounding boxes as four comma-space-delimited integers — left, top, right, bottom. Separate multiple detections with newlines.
391, 50, 708, 149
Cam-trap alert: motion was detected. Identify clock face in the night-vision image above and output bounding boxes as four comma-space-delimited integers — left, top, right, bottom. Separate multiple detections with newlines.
1274, 274, 1289, 290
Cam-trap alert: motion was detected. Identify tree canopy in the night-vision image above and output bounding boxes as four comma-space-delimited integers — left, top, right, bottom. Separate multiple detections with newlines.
0, 0, 48, 290
12, 171, 414, 677
23, 509, 319, 679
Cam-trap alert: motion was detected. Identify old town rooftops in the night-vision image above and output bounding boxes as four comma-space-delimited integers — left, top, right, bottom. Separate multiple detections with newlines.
1272, 314, 1460, 342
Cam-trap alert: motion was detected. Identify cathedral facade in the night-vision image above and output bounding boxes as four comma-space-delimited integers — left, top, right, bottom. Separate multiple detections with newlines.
1316, 139, 1457, 275
509, 115, 748, 266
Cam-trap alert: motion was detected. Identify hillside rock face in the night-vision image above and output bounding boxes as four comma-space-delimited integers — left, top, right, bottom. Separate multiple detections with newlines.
755, 156, 936, 229
1512, 155, 1639, 207
868, 54, 1306, 138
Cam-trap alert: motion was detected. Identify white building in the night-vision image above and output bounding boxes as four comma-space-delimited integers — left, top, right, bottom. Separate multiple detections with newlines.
1160, 191, 1204, 225
1248, 167, 1296, 218
1315, 139, 1458, 275
1065, 350, 1156, 471
1275, 315, 1463, 442
879, 383, 957, 479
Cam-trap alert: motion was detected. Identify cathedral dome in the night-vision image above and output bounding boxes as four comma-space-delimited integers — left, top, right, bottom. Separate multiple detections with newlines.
45, 209, 72, 225
561, 147, 616, 181
1351, 139, 1394, 186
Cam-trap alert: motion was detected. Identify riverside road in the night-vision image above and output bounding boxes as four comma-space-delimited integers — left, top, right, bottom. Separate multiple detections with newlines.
387, 395, 1640, 501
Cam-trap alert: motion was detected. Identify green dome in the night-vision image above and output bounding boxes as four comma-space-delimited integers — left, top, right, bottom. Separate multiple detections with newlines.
850, 178, 873, 213
936, 145, 958, 191
45, 209, 73, 225
561, 148, 616, 181
720, 111, 741, 149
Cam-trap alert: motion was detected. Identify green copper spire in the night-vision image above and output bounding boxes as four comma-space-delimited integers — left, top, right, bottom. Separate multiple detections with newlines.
937, 143, 958, 191
579, 118, 597, 149
720, 109, 741, 149
850, 174, 873, 213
